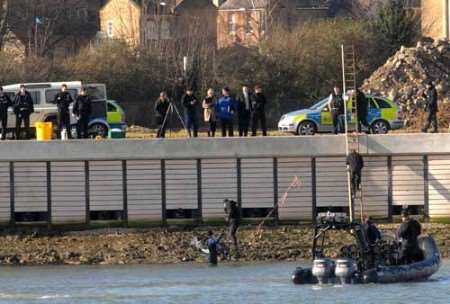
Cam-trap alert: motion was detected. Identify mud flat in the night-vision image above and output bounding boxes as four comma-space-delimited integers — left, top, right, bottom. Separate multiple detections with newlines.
0, 224, 449, 265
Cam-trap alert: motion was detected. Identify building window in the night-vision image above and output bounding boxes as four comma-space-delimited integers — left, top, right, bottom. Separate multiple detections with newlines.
107, 20, 113, 38
259, 11, 266, 35
228, 13, 236, 34
404, 0, 421, 8
246, 12, 252, 34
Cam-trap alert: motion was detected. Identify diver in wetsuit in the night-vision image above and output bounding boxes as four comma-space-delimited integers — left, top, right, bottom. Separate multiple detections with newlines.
397, 209, 424, 264
224, 199, 241, 253
207, 231, 223, 266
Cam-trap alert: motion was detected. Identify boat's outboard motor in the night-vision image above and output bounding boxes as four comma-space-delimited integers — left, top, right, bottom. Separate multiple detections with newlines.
335, 259, 356, 284
312, 259, 333, 284
292, 267, 315, 284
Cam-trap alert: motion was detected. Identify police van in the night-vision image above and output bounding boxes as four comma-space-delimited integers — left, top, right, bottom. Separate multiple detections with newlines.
3, 81, 125, 138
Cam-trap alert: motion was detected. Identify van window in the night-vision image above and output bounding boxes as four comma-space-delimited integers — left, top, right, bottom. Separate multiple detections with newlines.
374, 98, 392, 109
85, 86, 106, 101
107, 102, 117, 112
369, 99, 377, 108
45, 89, 77, 104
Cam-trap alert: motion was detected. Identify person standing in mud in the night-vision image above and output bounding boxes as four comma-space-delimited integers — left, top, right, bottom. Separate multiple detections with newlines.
224, 199, 241, 253
207, 230, 223, 266
421, 81, 438, 133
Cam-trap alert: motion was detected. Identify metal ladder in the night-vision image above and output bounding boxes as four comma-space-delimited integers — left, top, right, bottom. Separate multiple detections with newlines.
341, 44, 365, 222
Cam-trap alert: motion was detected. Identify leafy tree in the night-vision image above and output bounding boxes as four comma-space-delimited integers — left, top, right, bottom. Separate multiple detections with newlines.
370, 0, 420, 56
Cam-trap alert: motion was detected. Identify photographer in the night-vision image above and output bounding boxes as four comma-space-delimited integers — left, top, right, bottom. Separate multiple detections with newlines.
154, 91, 171, 138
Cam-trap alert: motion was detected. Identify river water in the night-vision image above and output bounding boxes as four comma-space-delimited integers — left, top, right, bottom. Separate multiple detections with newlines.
0, 261, 449, 304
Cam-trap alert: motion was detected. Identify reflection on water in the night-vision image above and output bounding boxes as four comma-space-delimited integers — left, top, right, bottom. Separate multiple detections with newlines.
0, 261, 449, 304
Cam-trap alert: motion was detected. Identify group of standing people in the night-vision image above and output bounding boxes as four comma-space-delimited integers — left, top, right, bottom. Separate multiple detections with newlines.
0, 85, 34, 140
54, 84, 93, 139
154, 85, 268, 138
0, 84, 92, 140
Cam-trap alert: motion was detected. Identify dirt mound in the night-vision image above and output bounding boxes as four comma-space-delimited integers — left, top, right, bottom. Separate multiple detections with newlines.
362, 38, 450, 130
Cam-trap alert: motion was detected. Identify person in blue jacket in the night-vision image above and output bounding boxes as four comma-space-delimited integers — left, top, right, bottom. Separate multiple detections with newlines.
215, 87, 236, 137
207, 230, 224, 266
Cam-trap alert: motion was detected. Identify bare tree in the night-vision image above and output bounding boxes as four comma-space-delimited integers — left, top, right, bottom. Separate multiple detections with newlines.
0, 0, 8, 50
8, 0, 98, 57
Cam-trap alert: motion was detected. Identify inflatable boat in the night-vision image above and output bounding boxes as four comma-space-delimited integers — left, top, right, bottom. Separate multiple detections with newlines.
292, 212, 441, 285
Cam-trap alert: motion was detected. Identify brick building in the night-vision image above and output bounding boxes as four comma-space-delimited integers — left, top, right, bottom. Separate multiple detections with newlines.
217, 0, 330, 48
99, 0, 217, 47
422, 0, 450, 39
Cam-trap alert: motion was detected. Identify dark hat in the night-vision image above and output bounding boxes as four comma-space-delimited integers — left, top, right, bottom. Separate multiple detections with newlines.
401, 209, 409, 217
427, 80, 434, 86
207, 230, 213, 236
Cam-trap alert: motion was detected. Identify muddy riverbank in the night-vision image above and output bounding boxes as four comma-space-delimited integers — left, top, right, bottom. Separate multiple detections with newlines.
0, 224, 449, 265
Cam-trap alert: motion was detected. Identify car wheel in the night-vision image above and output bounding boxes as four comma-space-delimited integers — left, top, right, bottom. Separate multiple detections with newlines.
89, 123, 108, 138
371, 120, 389, 134
297, 121, 317, 136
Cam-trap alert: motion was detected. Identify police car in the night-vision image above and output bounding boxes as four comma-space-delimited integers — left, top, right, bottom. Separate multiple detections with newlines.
278, 93, 404, 135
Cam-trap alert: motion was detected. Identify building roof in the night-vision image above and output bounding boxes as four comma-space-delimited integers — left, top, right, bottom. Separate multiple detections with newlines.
219, 0, 269, 10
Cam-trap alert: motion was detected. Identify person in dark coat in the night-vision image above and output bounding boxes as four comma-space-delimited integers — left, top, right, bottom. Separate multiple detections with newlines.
154, 91, 170, 138
54, 84, 74, 139
13, 84, 34, 140
216, 87, 236, 137
346, 149, 364, 197
421, 81, 438, 133
363, 215, 381, 269
0, 87, 12, 140
237, 84, 252, 137
251, 85, 267, 136
207, 230, 223, 266
355, 89, 370, 133
397, 209, 424, 264
72, 87, 92, 139
329, 86, 345, 134
224, 199, 241, 252
182, 88, 199, 138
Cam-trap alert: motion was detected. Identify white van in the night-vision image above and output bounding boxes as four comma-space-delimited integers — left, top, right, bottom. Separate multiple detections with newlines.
3, 81, 111, 138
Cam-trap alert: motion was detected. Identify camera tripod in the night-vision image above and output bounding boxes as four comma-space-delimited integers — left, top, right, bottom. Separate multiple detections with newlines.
159, 102, 189, 138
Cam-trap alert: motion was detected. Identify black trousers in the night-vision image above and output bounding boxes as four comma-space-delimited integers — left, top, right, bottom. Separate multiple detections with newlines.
0, 111, 7, 140
156, 116, 166, 138
15, 113, 30, 140
350, 169, 362, 196
238, 111, 251, 136
251, 111, 267, 136
221, 118, 234, 137
207, 120, 216, 137
186, 113, 198, 138
77, 116, 90, 139
57, 111, 72, 139
229, 219, 239, 249
422, 111, 438, 133
357, 112, 370, 132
